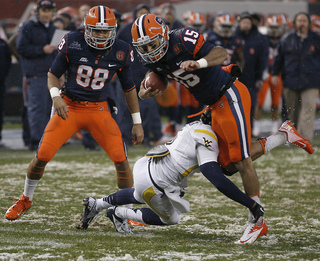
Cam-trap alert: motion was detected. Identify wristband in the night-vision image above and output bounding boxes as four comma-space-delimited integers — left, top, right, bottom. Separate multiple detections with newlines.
49, 87, 60, 99
131, 112, 142, 124
196, 58, 208, 68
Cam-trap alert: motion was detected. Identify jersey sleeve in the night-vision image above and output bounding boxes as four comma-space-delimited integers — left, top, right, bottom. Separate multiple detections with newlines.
179, 27, 207, 59
117, 44, 136, 92
49, 34, 69, 78
193, 125, 219, 165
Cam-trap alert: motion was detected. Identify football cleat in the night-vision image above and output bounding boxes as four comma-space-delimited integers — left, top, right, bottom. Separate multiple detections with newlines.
235, 219, 268, 244
107, 206, 132, 233
80, 197, 100, 230
5, 194, 32, 220
128, 219, 146, 227
278, 120, 314, 154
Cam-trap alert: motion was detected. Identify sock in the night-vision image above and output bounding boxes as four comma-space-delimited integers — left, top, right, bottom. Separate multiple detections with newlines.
96, 198, 112, 212
117, 207, 165, 225
23, 177, 39, 201
97, 188, 143, 212
252, 120, 261, 136
264, 132, 286, 152
271, 120, 279, 134
248, 194, 262, 224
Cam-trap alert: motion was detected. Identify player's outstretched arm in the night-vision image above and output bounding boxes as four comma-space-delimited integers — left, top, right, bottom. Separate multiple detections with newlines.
180, 46, 229, 72
47, 72, 69, 120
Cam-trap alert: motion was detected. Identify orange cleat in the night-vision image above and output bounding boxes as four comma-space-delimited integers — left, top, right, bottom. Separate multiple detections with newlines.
278, 120, 314, 154
235, 219, 268, 244
5, 194, 32, 220
128, 219, 146, 227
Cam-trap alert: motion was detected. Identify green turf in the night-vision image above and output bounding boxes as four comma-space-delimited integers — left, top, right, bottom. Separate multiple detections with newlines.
0, 136, 319, 260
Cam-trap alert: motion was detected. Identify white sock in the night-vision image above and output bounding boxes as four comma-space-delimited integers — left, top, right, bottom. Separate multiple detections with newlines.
96, 198, 112, 212
117, 207, 144, 223
252, 120, 261, 137
271, 120, 279, 134
23, 177, 39, 201
264, 132, 286, 152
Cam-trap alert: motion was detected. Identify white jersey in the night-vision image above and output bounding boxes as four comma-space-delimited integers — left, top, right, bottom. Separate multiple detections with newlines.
133, 121, 219, 221
149, 121, 219, 189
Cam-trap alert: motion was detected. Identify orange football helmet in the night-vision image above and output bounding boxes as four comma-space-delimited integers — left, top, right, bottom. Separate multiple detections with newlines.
266, 15, 285, 38
186, 12, 206, 33
311, 15, 320, 34
131, 14, 169, 63
216, 14, 236, 38
84, 6, 117, 50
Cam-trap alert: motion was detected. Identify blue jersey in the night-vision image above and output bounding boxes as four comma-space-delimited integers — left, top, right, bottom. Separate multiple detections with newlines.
205, 31, 243, 66
144, 28, 231, 105
50, 31, 135, 102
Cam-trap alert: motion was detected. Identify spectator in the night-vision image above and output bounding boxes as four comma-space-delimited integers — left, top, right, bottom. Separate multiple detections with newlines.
251, 12, 261, 27
52, 16, 65, 30
271, 12, 320, 142
235, 12, 269, 129
16, 0, 57, 151
8, 28, 30, 147
77, 4, 91, 29
56, 6, 78, 31
0, 38, 12, 146
160, 3, 184, 30
117, 4, 165, 146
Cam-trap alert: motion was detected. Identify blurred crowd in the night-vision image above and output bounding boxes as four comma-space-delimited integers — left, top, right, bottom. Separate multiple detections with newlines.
0, 0, 319, 150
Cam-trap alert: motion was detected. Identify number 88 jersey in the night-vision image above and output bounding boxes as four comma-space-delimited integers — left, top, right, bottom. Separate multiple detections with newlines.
50, 31, 136, 102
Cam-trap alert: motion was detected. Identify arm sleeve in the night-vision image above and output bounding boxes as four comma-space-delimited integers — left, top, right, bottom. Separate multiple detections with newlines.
117, 66, 136, 92
49, 51, 68, 79
199, 161, 256, 209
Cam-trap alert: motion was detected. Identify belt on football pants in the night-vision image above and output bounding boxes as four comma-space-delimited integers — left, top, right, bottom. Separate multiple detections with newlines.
61, 89, 117, 113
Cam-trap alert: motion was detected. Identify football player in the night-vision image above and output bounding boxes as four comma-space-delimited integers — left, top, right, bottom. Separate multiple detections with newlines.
185, 12, 207, 34
205, 13, 244, 68
129, 14, 313, 243
80, 115, 312, 244
5, 6, 144, 221
253, 14, 287, 137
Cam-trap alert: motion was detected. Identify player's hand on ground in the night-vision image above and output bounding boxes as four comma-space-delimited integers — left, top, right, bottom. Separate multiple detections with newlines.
52, 97, 69, 120
180, 60, 200, 71
132, 124, 144, 145
138, 80, 162, 99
